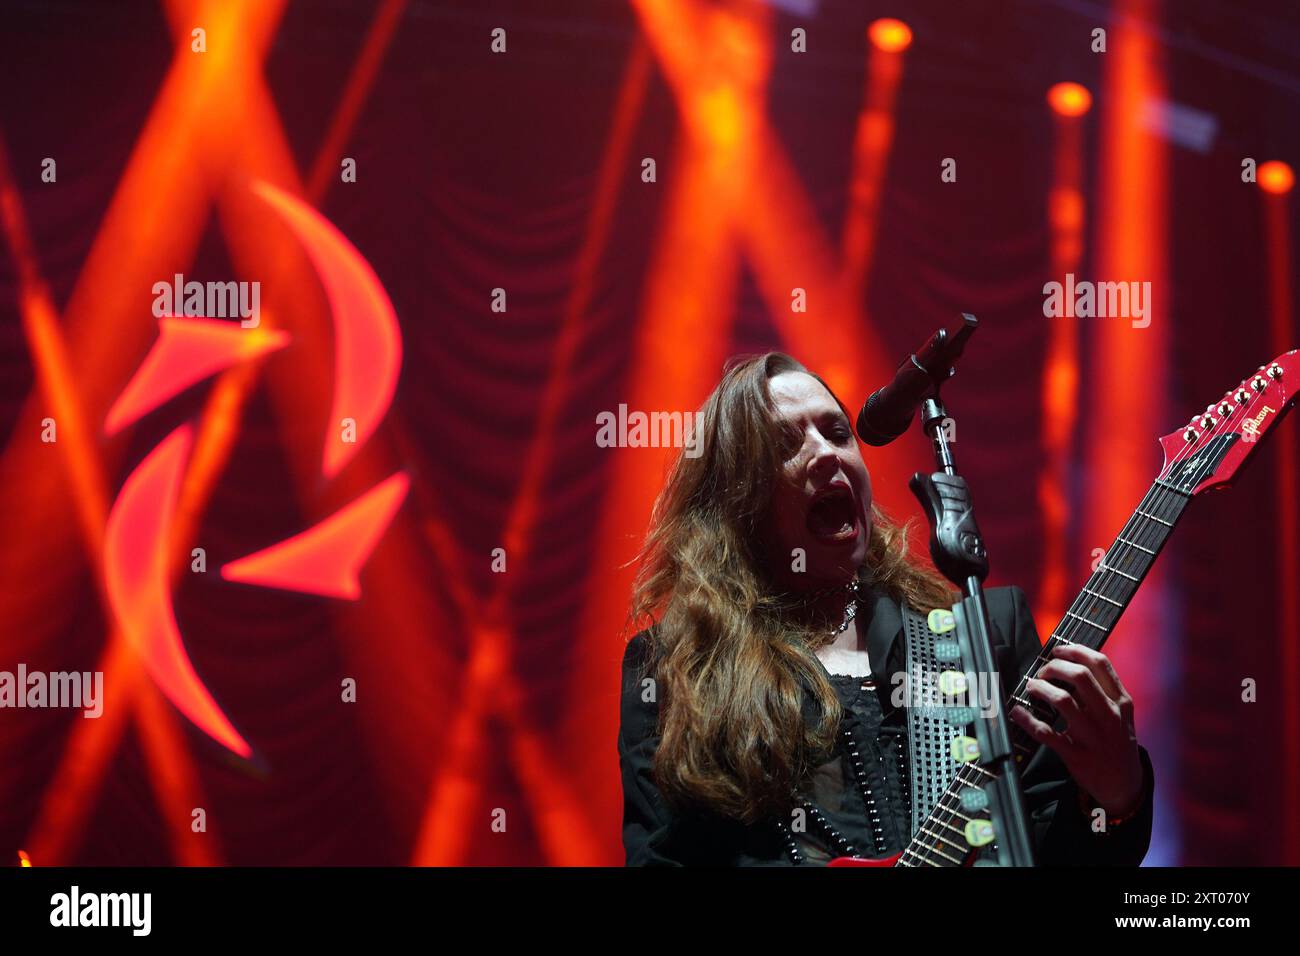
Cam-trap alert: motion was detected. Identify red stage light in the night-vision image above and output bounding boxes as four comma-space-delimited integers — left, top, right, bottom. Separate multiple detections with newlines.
868, 18, 912, 53
1260, 160, 1295, 195
1048, 82, 1092, 117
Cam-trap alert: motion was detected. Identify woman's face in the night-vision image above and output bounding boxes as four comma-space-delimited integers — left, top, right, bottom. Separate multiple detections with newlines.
762, 371, 873, 592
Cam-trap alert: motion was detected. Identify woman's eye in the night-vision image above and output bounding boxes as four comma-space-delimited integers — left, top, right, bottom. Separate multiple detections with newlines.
778, 428, 803, 460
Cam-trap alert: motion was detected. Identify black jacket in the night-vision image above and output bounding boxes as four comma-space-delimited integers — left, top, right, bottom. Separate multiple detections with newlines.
618, 584, 1155, 866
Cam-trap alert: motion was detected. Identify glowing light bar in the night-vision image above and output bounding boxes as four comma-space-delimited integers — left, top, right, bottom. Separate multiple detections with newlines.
249, 181, 402, 480
104, 425, 253, 759
222, 471, 410, 599
105, 317, 290, 435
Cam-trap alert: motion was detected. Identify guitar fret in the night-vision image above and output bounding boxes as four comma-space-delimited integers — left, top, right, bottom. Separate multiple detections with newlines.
1116, 536, 1155, 555
911, 833, 965, 865
1097, 563, 1139, 583
1136, 508, 1173, 527
1083, 587, 1124, 608
1154, 477, 1192, 497
895, 475, 1199, 869
1066, 610, 1106, 631
934, 818, 967, 838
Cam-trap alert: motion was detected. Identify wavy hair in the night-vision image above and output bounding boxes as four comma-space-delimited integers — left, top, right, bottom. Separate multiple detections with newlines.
627, 352, 956, 824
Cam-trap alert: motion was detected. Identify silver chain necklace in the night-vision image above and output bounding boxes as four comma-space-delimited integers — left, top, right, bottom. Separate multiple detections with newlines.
828, 579, 860, 638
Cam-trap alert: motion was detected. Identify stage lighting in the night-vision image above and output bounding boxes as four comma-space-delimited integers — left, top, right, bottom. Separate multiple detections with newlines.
868, 18, 912, 53
1259, 160, 1295, 195
1047, 82, 1092, 117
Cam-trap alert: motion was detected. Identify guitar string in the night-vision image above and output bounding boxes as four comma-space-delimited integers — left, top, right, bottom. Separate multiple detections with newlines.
902, 472, 1187, 864
899, 393, 1245, 866
897, 473, 1185, 866
897, 377, 1273, 867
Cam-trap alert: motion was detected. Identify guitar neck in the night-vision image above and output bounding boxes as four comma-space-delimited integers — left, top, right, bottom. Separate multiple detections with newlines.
1036, 476, 1192, 653
897, 475, 1194, 867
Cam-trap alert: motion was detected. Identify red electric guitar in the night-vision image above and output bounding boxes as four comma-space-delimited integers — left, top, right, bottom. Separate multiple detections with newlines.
830, 349, 1299, 867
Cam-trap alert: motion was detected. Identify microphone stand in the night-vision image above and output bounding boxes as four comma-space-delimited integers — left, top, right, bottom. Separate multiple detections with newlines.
906, 331, 1036, 868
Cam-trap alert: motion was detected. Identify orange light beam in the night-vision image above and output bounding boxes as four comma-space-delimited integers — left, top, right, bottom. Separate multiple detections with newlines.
0, 136, 223, 865
173, 0, 405, 541
13, 0, 292, 864
563, 1, 929, 852
0, 134, 110, 559
840, 22, 907, 302
1037, 83, 1091, 630
497, 37, 652, 572
305, 0, 409, 200
409, 38, 655, 867
165, 0, 527, 869
1261, 165, 1299, 864
563, 35, 756, 863
160, 0, 466, 860
166, 0, 407, 564
1080, 0, 1169, 836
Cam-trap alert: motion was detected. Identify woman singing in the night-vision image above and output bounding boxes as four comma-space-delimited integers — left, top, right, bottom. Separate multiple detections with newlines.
618, 352, 1154, 866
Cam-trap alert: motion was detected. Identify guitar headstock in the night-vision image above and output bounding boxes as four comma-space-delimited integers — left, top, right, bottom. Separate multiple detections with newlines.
1157, 349, 1298, 497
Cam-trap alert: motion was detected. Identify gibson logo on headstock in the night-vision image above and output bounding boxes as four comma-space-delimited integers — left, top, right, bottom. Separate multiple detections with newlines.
1240, 405, 1276, 440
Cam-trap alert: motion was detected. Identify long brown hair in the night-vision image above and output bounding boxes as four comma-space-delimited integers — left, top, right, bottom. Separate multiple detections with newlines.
627, 352, 955, 824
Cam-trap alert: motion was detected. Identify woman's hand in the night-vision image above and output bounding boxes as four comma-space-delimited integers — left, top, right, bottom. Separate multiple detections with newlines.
1009, 643, 1146, 817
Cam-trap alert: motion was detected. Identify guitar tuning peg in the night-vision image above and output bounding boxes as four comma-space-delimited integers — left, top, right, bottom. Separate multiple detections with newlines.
1268, 363, 1284, 380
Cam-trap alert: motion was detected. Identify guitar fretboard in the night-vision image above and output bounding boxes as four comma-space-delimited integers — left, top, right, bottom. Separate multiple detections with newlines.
896, 476, 1193, 867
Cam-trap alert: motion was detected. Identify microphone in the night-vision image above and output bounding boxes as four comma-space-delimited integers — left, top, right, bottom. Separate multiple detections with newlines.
855, 314, 978, 446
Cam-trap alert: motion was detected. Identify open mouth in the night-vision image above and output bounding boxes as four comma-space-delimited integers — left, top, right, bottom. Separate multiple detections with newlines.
806, 483, 859, 544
